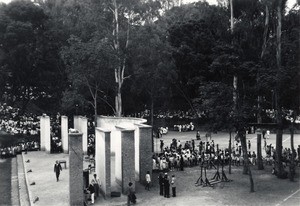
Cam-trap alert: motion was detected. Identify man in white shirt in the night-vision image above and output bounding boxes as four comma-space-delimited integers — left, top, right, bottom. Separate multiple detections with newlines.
145, 171, 151, 191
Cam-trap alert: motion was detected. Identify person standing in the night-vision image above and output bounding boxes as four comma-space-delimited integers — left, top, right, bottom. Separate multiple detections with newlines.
164, 173, 170, 198
192, 140, 195, 152
54, 160, 62, 182
160, 140, 164, 153
196, 131, 201, 140
180, 155, 184, 171
88, 183, 95, 204
171, 175, 176, 197
248, 140, 251, 150
127, 182, 136, 205
158, 172, 164, 196
145, 171, 151, 191
91, 174, 101, 199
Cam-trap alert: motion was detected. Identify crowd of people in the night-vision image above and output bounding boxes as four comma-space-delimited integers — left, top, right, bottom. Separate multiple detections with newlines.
0, 141, 39, 159
153, 136, 300, 173
128, 109, 200, 120
173, 122, 195, 132
0, 103, 40, 135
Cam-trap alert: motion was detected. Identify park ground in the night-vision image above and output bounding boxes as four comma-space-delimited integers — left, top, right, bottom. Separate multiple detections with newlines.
0, 130, 300, 206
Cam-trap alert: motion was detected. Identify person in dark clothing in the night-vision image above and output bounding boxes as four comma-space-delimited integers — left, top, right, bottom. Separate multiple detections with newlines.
160, 140, 164, 153
192, 140, 195, 151
54, 160, 62, 182
262, 129, 266, 139
180, 155, 184, 171
127, 182, 136, 205
171, 175, 176, 197
196, 131, 201, 140
88, 183, 95, 204
158, 172, 164, 196
164, 173, 170, 198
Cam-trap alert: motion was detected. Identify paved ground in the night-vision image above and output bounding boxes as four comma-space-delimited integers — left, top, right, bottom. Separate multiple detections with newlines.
0, 158, 11, 205
1, 130, 300, 206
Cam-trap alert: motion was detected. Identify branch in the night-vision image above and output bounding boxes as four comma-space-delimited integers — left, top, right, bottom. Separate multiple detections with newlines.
123, 75, 131, 81
85, 77, 95, 101
174, 83, 199, 117
88, 100, 95, 109
99, 96, 116, 114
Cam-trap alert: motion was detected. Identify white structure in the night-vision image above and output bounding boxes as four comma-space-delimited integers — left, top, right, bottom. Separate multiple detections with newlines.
61, 116, 69, 153
73, 116, 88, 154
96, 116, 152, 196
40, 115, 51, 152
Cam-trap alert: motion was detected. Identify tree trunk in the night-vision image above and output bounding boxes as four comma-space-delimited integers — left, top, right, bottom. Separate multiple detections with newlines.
256, 4, 269, 170
230, 0, 234, 34
94, 93, 97, 127
248, 166, 255, 192
257, 132, 264, 170
115, 80, 122, 117
229, 131, 232, 174
151, 94, 154, 152
289, 119, 295, 181
240, 130, 255, 191
239, 130, 248, 174
275, 0, 285, 179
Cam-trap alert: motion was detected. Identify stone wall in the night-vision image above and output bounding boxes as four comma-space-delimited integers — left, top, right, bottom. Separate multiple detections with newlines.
69, 133, 84, 206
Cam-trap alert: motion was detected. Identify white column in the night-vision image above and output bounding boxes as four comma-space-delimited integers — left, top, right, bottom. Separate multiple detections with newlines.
61, 116, 68, 153
95, 128, 111, 198
73, 116, 80, 131
40, 116, 45, 151
80, 117, 88, 155
43, 115, 51, 153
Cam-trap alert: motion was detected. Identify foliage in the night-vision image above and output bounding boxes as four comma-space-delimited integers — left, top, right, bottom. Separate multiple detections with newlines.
0, 1, 66, 113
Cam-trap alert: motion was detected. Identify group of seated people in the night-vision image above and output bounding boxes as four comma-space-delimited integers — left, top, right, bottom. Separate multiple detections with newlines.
0, 141, 39, 158
173, 122, 195, 132
127, 109, 201, 120
153, 138, 300, 172
0, 103, 40, 135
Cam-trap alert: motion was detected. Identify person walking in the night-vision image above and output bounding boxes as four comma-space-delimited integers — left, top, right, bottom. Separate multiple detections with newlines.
145, 171, 151, 191
54, 160, 62, 182
171, 175, 176, 197
91, 174, 101, 199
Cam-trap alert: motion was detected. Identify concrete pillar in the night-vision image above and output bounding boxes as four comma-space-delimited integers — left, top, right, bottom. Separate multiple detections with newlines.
40, 115, 51, 153
120, 129, 135, 194
40, 116, 45, 151
138, 124, 152, 185
69, 133, 84, 206
73, 116, 80, 131
95, 128, 111, 198
61, 116, 68, 153
80, 117, 88, 155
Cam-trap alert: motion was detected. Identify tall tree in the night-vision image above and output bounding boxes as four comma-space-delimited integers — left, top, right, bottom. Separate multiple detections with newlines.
0, 1, 66, 113
274, 0, 287, 179
61, 35, 117, 124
